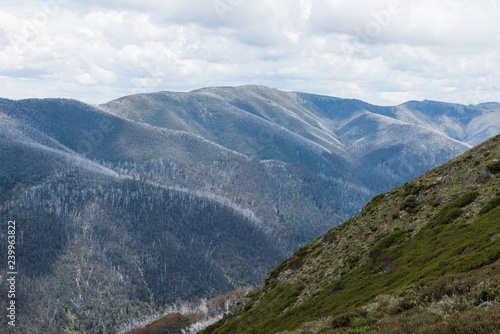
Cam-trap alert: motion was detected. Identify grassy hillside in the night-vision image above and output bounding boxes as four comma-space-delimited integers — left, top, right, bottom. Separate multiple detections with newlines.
202, 134, 500, 334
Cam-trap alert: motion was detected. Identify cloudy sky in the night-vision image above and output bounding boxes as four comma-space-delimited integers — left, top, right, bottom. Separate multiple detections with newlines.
0, 0, 499, 105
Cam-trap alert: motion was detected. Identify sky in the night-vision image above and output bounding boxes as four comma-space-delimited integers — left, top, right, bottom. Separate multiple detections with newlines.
0, 0, 500, 106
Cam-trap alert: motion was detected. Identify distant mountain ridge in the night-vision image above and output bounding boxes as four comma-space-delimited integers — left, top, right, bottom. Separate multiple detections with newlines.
102, 85, 498, 193
103, 86, 491, 159
0, 86, 499, 333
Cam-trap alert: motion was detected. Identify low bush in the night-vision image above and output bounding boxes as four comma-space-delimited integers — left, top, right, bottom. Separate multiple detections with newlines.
400, 197, 420, 213
374, 230, 410, 250
389, 298, 417, 315
376, 309, 444, 334
330, 308, 368, 329
486, 161, 500, 174
427, 303, 500, 334
427, 207, 463, 228
476, 286, 500, 304
479, 195, 500, 215
403, 182, 426, 196
425, 191, 478, 229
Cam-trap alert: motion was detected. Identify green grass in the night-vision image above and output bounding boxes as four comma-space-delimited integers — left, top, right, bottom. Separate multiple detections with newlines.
391, 206, 500, 277
205, 204, 500, 334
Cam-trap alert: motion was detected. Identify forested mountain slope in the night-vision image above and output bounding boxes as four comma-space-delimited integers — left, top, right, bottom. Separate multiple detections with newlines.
0, 167, 287, 332
0, 96, 372, 252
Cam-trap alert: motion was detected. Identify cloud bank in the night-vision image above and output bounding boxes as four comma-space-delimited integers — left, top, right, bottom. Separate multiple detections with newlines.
0, 0, 499, 105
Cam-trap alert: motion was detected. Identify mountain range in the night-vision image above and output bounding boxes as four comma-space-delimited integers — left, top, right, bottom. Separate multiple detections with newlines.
0, 85, 499, 333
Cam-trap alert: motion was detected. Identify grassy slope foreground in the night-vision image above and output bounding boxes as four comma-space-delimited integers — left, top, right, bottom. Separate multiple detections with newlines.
202, 134, 500, 334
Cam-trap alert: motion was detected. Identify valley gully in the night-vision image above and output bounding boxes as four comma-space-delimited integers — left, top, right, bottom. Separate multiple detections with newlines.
6, 220, 16, 327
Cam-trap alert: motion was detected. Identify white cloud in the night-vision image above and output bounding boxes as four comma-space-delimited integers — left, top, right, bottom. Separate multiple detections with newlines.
0, 0, 499, 105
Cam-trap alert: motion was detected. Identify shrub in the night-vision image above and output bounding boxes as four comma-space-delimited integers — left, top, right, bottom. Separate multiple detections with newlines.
323, 232, 337, 244
383, 255, 399, 272
330, 309, 368, 329
427, 303, 500, 334
479, 196, 500, 215
430, 199, 441, 207
376, 309, 444, 334
403, 182, 425, 196
364, 192, 387, 211
330, 280, 344, 293
414, 275, 477, 302
287, 256, 304, 271
425, 191, 478, 229
401, 197, 420, 213
389, 298, 417, 315
486, 161, 500, 174
428, 207, 463, 227
476, 286, 500, 304
375, 230, 410, 250
369, 249, 383, 265
450, 191, 479, 208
